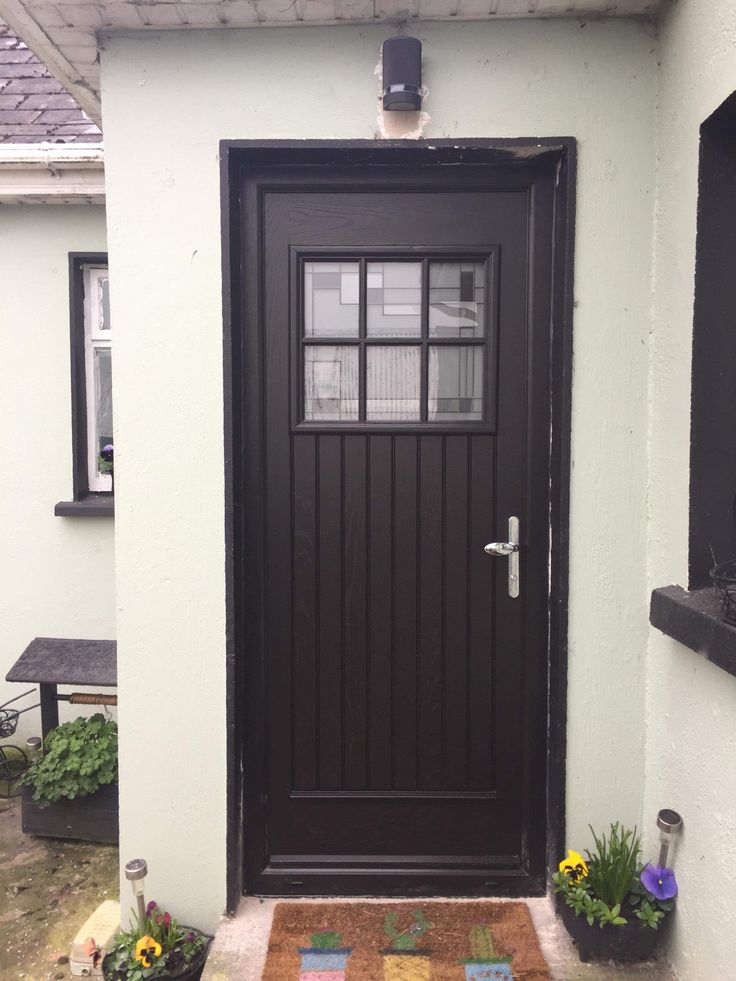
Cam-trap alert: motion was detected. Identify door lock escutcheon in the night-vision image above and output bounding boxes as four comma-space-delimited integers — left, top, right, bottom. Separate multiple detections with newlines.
484, 516, 520, 598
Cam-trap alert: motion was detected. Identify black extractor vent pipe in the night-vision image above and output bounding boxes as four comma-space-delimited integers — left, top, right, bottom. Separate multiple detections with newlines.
382, 36, 422, 111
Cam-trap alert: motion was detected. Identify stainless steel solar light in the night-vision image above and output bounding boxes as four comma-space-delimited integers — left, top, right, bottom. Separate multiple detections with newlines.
25, 736, 42, 762
125, 858, 148, 927
656, 809, 683, 867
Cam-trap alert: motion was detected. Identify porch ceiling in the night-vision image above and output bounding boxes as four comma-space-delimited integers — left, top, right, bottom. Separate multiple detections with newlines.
0, 0, 666, 126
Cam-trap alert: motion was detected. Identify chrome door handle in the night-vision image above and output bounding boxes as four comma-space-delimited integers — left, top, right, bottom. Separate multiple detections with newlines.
484, 516, 520, 598
484, 542, 518, 556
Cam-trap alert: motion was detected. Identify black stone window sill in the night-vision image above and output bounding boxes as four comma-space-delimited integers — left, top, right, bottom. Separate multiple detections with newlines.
54, 495, 114, 517
650, 585, 736, 680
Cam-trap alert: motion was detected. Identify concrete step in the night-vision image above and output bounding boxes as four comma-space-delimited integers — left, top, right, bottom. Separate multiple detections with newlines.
201, 896, 678, 981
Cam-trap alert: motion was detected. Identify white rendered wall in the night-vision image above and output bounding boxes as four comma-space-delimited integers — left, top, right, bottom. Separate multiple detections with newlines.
100, 19, 656, 931
0, 206, 114, 740
644, 2, 736, 979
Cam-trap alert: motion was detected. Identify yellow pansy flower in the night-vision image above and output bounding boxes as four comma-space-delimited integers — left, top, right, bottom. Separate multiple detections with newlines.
559, 849, 589, 882
135, 935, 162, 968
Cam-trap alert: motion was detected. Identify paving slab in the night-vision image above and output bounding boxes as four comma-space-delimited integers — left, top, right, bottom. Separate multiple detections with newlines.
202, 895, 678, 981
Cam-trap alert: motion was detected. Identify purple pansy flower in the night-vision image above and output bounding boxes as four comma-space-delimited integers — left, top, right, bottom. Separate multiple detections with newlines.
100, 444, 114, 463
641, 863, 678, 900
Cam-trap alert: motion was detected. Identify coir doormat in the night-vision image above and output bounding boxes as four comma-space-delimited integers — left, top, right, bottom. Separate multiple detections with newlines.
263, 901, 551, 980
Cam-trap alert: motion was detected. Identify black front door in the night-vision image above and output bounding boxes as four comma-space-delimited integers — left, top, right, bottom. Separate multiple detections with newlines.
240, 156, 556, 896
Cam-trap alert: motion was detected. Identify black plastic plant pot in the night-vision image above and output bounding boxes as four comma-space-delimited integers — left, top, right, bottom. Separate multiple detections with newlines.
102, 934, 212, 981
559, 902, 671, 963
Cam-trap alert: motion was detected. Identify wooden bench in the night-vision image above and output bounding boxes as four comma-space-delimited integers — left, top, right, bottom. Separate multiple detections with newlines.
5, 637, 118, 843
6, 637, 117, 738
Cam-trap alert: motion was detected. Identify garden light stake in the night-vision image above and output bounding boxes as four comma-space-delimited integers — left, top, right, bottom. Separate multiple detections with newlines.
125, 858, 148, 930
656, 809, 683, 868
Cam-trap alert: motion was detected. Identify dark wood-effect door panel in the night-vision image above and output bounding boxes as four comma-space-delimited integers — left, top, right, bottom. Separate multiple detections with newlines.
241, 161, 556, 897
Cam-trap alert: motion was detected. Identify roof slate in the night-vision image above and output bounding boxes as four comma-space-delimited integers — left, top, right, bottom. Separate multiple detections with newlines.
0, 20, 101, 143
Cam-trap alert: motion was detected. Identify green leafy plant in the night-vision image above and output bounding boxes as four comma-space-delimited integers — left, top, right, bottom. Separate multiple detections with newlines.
99, 443, 114, 476
585, 823, 641, 907
104, 901, 208, 981
22, 714, 117, 803
634, 899, 666, 929
628, 876, 674, 929
554, 823, 677, 931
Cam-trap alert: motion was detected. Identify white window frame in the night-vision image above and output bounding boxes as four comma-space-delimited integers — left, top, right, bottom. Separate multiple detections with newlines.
83, 265, 112, 492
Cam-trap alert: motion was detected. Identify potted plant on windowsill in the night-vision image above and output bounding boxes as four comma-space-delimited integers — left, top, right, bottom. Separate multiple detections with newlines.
21, 713, 119, 843
553, 823, 676, 963
99, 443, 114, 494
102, 902, 211, 981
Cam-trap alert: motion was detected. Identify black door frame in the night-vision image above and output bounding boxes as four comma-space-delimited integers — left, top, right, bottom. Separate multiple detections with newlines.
220, 140, 575, 910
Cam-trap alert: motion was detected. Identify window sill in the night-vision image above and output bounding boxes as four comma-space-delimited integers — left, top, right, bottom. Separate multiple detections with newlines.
650, 584, 736, 680
54, 495, 114, 517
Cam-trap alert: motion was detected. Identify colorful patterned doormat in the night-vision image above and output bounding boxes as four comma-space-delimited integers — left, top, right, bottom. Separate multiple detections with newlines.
263, 901, 551, 980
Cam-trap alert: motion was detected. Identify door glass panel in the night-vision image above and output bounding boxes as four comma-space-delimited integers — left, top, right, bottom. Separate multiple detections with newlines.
305, 262, 360, 337
367, 262, 422, 337
429, 262, 485, 338
366, 346, 421, 420
304, 345, 359, 420
428, 345, 484, 421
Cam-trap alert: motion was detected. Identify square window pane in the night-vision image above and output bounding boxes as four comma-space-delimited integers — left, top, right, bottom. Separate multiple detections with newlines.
305, 262, 360, 337
428, 345, 484, 421
366, 346, 421, 421
94, 347, 114, 455
100, 278, 111, 331
304, 345, 359, 420
429, 262, 485, 338
367, 262, 422, 337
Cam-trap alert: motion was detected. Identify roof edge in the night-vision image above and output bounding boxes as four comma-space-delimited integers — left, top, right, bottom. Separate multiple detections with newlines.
0, 142, 104, 168
0, 0, 102, 124
0, 142, 104, 203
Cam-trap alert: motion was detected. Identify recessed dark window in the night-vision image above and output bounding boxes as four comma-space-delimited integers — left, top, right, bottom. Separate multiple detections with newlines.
689, 95, 736, 585
55, 253, 113, 518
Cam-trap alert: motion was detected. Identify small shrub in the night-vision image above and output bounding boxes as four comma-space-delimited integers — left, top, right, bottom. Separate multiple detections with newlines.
553, 823, 677, 930
23, 713, 118, 803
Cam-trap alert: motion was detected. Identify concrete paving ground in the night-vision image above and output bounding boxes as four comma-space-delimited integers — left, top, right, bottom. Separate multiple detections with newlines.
203, 896, 679, 981
0, 795, 118, 981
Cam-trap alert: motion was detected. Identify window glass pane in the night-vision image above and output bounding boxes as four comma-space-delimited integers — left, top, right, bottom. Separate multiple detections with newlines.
100, 277, 111, 331
304, 345, 359, 420
94, 347, 114, 456
366, 346, 421, 421
428, 345, 484, 421
305, 262, 359, 337
429, 262, 485, 338
367, 262, 422, 337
